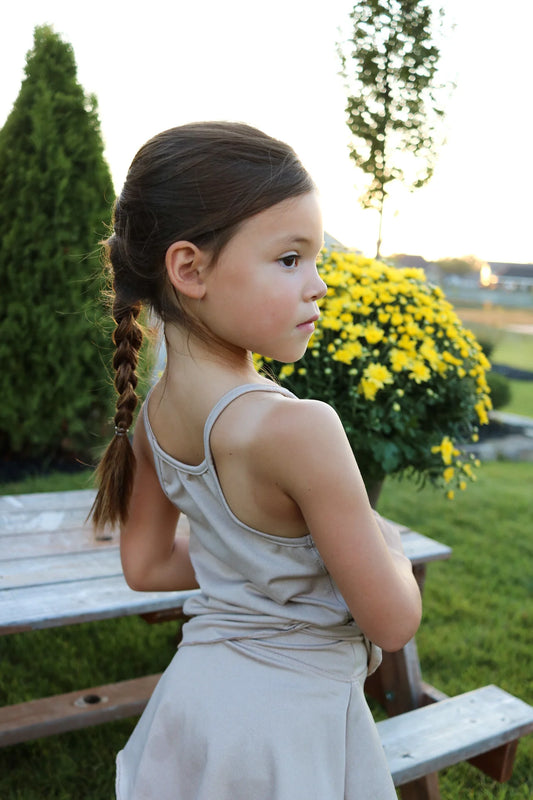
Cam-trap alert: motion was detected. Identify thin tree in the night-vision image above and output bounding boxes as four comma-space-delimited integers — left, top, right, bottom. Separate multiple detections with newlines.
338, 0, 448, 259
0, 25, 114, 461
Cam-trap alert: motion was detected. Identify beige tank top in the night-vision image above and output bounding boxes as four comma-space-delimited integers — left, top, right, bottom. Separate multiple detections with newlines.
143, 383, 365, 646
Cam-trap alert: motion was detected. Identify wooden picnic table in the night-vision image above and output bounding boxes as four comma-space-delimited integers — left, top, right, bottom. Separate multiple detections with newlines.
0, 488, 449, 735
4, 488, 531, 799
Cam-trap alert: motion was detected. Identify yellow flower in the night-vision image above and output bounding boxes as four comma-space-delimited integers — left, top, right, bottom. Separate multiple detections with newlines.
391, 311, 403, 326
409, 361, 431, 384
364, 363, 393, 386
359, 378, 379, 401
322, 316, 342, 331
431, 436, 454, 465
279, 364, 294, 380
332, 349, 353, 365
332, 341, 363, 364
358, 363, 393, 401
475, 400, 489, 425
443, 467, 454, 483
389, 348, 410, 372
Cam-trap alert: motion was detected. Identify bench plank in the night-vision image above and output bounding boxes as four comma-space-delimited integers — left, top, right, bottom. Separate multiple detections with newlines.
0, 673, 162, 746
378, 685, 533, 786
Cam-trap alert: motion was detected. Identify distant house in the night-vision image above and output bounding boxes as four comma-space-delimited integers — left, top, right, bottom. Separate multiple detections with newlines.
488, 262, 533, 291
323, 232, 353, 253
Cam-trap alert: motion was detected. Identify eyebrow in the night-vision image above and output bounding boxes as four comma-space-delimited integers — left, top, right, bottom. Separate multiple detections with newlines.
281, 235, 325, 249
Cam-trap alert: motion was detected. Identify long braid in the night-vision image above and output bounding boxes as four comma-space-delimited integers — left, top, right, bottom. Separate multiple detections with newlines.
90, 295, 143, 531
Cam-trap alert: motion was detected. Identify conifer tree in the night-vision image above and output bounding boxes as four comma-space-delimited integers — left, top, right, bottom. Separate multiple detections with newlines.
0, 25, 114, 461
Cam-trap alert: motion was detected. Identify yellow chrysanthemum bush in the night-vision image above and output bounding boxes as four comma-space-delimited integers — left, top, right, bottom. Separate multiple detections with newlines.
258, 251, 492, 498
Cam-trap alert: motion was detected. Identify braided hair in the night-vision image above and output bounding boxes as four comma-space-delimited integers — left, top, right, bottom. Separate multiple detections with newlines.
90, 121, 314, 531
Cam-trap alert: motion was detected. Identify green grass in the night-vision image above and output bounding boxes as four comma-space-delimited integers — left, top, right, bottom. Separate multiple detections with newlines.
0, 469, 94, 496
500, 379, 533, 418
468, 324, 533, 372
379, 463, 533, 798
491, 332, 533, 372
1, 463, 532, 798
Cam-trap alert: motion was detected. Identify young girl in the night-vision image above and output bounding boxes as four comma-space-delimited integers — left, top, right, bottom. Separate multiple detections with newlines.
91, 121, 422, 799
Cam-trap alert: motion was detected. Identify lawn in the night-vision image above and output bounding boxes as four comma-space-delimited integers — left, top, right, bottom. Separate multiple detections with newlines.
454, 304, 533, 372
0, 462, 532, 799
502, 379, 533, 418
452, 304, 533, 418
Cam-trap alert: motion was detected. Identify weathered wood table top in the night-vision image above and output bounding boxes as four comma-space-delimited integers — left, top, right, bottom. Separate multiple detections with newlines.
0, 488, 451, 636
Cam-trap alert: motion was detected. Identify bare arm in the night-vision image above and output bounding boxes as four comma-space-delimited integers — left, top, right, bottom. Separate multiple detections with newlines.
264, 400, 422, 652
119, 412, 199, 593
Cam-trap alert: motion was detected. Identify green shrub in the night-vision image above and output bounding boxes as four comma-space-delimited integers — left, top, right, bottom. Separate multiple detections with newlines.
477, 337, 495, 360
486, 372, 512, 410
0, 26, 115, 460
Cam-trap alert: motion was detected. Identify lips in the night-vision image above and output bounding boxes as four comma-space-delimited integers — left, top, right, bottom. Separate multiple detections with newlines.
297, 314, 319, 332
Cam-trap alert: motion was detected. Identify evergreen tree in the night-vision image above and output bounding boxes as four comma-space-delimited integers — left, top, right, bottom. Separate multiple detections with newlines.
338, 0, 448, 258
0, 25, 115, 461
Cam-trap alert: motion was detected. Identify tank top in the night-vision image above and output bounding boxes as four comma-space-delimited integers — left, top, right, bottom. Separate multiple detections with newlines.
143, 383, 366, 647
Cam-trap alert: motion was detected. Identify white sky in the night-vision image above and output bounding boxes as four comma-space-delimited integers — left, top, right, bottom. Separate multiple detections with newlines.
1, 0, 532, 263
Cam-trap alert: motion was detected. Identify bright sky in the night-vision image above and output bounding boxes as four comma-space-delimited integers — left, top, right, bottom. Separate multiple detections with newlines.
1, 0, 532, 263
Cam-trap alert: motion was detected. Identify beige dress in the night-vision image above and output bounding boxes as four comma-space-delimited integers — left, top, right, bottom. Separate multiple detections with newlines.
116, 384, 396, 800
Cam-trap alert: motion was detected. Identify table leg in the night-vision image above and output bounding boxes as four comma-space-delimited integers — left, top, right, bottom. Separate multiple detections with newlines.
366, 638, 425, 716
398, 772, 442, 800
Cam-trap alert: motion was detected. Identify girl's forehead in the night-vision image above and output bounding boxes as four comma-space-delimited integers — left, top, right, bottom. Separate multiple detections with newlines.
240, 191, 323, 243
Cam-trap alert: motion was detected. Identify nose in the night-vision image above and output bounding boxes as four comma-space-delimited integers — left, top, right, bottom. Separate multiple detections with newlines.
305, 267, 327, 302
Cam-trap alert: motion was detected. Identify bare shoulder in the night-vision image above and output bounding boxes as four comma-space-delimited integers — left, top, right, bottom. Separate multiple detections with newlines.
232, 392, 355, 487
256, 394, 350, 456
268, 396, 345, 440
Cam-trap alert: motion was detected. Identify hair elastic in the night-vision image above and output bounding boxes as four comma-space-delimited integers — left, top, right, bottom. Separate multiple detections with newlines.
114, 425, 128, 437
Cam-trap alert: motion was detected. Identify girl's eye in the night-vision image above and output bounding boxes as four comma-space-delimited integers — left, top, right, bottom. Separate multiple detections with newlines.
278, 253, 300, 269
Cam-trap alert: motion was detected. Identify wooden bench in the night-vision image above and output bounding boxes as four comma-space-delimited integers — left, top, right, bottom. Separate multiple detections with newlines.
2, 676, 532, 798
379, 684, 533, 794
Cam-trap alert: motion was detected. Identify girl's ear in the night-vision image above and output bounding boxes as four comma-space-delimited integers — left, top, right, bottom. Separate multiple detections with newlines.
165, 241, 208, 300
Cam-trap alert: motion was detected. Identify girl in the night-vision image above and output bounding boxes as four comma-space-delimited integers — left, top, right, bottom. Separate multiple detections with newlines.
91, 121, 422, 799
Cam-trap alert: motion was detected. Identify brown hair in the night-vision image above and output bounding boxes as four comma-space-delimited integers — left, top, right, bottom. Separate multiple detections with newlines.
90, 121, 314, 530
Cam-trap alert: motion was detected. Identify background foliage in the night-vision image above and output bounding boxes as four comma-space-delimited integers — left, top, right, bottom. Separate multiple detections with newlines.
0, 25, 115, 461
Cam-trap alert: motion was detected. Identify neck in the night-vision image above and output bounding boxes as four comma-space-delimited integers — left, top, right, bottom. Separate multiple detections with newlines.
163, 322, 261, 386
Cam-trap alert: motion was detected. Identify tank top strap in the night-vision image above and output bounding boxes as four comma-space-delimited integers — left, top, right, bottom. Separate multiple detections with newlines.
142, 382, 296, 469
202, 383, 296, 460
